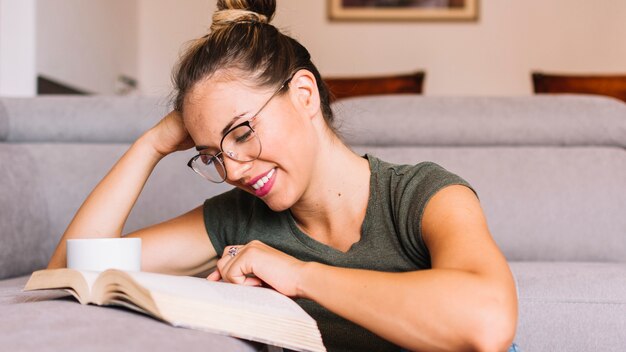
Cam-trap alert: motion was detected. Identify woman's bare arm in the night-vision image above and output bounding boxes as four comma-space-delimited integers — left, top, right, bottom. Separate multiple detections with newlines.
210, 185, 517, 350
125, 206, 217, 277
46, 112, 216, 276
296, 185, 518, 351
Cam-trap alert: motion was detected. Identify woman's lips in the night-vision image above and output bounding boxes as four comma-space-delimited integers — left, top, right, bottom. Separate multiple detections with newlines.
249, 168, 276, 197
247, 168, 274, 187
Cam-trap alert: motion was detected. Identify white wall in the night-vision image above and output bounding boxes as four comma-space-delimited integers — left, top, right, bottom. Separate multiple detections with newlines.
37, 0, 138, 94
136, 0, 626, 96
33, 0, 626, 96
0, 0, 36, 97
137, 0, 212, 96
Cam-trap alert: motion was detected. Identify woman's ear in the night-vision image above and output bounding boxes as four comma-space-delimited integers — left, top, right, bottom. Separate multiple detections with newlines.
289, 69, 321, 119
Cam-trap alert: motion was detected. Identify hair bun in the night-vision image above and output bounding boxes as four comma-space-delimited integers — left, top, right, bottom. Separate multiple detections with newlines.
211, 0, 276, 32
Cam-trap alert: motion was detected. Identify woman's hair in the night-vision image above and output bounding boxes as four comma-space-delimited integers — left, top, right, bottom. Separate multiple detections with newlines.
172, 0, 335, 130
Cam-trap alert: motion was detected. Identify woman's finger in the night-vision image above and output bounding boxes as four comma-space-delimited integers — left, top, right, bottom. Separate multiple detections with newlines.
223, 245, 243, 259
207, 245, 243, 282
221, 245, 257, 285
241, 275, 263, 287
206, 269, 221, 281
218, 245, 246, 283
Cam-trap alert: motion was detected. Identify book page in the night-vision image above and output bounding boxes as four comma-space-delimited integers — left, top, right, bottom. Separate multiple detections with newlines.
76, 270, 101, 294
23, 269, 98, 304
122, 271, 315, 324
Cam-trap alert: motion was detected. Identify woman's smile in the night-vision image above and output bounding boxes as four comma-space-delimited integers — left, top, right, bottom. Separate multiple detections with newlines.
248, 167, 277, 197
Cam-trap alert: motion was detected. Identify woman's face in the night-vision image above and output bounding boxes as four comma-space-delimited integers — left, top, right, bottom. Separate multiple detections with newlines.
183, 75, 319, 211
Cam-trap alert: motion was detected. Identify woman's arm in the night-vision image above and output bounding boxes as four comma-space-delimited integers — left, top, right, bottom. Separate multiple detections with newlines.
211, 185, 517, 351
47, 112, 217, 276
297, 185, 518, 351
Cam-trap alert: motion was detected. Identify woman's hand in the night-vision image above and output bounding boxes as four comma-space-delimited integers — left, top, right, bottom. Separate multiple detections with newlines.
206, 240, 308, 298
146, 110, 195, 157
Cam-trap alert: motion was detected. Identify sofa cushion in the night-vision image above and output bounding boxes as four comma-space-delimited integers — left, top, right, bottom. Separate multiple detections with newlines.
0, 147, 50, 280
0, 276, 261, 352
333, 95, 626, 148
0, 96, 168, 143
0, 143, 232, 280
354, 146, 626, 262
510, 262, 626, 351
3, 262, 625, 352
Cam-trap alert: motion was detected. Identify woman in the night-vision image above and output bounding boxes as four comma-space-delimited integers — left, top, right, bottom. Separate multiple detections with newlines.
47, 0, 519, 350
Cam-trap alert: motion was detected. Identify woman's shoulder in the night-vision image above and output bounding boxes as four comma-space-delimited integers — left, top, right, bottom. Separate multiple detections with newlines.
367, 153, 455, 180
366, 153, 477, 199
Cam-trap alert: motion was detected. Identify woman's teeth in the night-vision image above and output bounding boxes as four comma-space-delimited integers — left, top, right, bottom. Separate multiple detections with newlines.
252, 168, 275, 190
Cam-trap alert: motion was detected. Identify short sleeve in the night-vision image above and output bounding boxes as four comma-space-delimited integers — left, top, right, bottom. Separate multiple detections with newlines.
203, 188, 255, 257
392, 162, 478, 268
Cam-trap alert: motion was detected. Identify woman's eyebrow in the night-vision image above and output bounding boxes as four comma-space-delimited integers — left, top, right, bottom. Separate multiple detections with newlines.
194, 111, 250, 151
221, 112, 249, 136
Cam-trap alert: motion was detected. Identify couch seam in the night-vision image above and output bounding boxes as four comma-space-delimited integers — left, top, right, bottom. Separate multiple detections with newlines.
521, 298, 626, 305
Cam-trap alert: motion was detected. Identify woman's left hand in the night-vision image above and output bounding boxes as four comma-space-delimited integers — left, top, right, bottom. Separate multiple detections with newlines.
206, 240, 308, 298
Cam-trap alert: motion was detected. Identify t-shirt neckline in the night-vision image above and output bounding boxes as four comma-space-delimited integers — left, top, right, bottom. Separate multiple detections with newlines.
284, 154, 379, 257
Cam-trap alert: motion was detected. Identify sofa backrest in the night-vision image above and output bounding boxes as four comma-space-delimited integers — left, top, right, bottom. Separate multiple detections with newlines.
0, 142, 233, 279
334, 94, 626, 147
0, 96, 168, 143
334, 95, 626, 263
3, 94, 624, 146
1, 94, 625, 280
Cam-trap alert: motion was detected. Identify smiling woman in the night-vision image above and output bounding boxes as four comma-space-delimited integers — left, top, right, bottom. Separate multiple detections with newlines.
45, 0, 518, 351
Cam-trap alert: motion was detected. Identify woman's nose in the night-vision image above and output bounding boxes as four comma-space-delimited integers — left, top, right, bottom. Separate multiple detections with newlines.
222, 157, 251, 183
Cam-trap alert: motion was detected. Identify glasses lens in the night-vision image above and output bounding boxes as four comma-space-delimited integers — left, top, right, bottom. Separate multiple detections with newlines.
221, 125, 261, 162
190, 154, 226, 182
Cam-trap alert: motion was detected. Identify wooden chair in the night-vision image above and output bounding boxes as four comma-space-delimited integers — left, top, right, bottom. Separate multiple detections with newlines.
323, 71, 425, 102
532, 72, 626, 103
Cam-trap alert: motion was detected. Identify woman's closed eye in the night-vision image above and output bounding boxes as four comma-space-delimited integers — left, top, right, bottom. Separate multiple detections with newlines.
234, 129, 254, 143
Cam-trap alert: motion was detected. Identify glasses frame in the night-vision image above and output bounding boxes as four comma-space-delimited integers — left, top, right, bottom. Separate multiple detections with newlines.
187, 74, 295, 183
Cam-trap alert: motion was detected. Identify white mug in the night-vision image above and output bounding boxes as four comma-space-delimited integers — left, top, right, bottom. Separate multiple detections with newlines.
66, 238, 142, 272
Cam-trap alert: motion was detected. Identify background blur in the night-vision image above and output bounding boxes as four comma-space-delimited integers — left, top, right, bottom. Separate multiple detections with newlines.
2, 0, 626, 97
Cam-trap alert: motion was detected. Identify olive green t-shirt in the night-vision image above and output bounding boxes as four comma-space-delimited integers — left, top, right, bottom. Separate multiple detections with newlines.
203, 154, 477, 352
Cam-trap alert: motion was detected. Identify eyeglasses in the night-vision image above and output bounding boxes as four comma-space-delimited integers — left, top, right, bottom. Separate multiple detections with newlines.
187, 75, 293, 183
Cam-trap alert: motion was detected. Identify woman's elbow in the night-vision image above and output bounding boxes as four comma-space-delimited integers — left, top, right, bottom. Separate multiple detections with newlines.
472, 292, 518, 352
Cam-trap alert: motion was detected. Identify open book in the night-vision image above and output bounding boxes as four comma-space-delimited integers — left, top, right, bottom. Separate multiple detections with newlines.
23, 268, 326, 352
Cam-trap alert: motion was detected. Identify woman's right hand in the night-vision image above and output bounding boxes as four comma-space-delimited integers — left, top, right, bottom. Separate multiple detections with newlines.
147, 110, 195, 157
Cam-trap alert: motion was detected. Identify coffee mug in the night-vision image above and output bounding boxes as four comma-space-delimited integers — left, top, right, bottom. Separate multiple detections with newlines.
66, 238, 142, 272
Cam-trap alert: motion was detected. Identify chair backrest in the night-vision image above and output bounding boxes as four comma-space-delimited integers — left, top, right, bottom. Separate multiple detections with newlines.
533, 72, 626, 103
323, 71, 424, 102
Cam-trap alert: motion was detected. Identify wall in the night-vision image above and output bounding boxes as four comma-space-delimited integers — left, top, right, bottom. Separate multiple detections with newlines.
37, 0, 138, 94
136, 0, 626, 96
137, 0, 212, 96
0, 0, 36, 96
33, 0, 626, 96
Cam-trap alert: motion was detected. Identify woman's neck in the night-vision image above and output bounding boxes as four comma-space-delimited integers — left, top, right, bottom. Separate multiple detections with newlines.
289, 133, 371, 250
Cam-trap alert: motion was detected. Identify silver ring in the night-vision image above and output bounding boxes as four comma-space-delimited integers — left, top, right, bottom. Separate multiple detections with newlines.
228, 247, 239, 258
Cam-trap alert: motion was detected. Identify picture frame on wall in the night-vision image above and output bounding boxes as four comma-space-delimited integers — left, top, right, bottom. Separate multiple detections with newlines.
328, 0, 479, 21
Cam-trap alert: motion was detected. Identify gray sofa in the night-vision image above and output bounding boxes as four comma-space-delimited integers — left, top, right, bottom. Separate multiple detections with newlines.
1, 94, 625, 351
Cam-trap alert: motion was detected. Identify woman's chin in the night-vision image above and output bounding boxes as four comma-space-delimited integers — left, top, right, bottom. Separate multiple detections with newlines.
259, 189, 296, 212
263, 197, 292, 212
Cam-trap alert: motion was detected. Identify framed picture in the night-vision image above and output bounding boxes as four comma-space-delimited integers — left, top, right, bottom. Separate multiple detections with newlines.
328, 0, 479, 21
